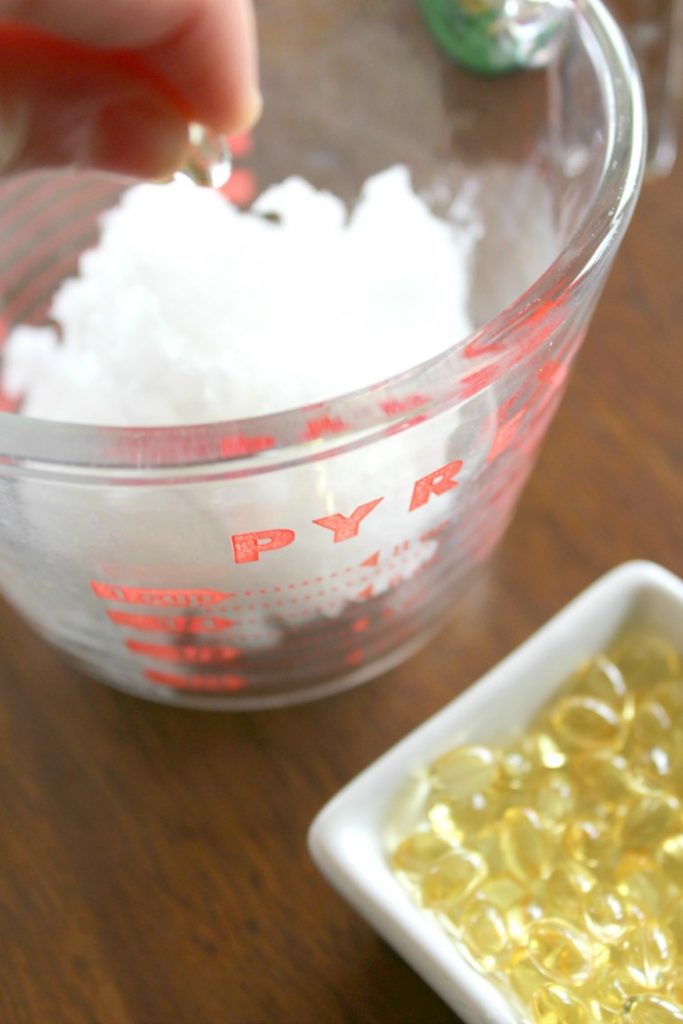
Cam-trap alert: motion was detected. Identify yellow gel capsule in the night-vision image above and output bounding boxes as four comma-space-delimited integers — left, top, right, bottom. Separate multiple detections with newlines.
657, 833, 683, 889
427, 789, 501, 844
611, 632, 681, 690
522, 731, 567, 770
542, 864, 594, 921
628, 744, 677, 796
616, 857, 673, 921
531, 983, 592, 1024
507, 951, 552, 1003
421, 848, 488, 909
572, 753, 633, 809
583, 884, 631, 944
650, 680, 683, 721
391, 831, 453, 877
429, 745, 499, 798
622, 995, 683, 1023
475, 824, 508, 876
568, 656, 633, 717
500, 806, 555, 881
528, 918, 599, 986
506, 896, 544, 944
620, 794, 682, 852
457, 899, 509, 970
564, 815, 619, 871
631, 700, 673, 751
590, 965, 643, 1019
551, 695, 625, 752
534, 772, 576, 827
475, 874, 528, 912
619, 922, 677, 989
499, 746, 535, 792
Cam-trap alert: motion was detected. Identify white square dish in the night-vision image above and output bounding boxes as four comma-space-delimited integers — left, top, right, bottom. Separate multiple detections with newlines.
308, 560, 683, 1024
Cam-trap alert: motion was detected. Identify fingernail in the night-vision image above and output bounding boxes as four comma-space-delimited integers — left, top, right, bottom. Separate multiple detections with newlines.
240, 87, 263, 131
90, 96, 189, 179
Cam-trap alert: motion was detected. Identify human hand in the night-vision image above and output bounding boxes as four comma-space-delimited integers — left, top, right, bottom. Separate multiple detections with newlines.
0, 0, 260, 177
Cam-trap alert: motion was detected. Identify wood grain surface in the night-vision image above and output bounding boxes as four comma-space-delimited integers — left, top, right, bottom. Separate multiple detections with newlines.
0, 113, 682, 1024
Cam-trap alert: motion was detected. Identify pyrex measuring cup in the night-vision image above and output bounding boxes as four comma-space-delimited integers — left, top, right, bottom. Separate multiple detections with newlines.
0, 0, 644, 708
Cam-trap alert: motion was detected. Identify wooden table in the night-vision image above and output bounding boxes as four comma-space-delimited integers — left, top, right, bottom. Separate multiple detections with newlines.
0, 131, 682, 1024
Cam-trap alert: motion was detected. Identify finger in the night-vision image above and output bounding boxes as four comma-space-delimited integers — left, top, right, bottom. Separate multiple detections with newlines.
0, 25, 190, 178
0, 0, 260, 132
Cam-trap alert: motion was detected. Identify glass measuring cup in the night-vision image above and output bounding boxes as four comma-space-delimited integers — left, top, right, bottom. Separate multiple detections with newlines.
0, 0, 644, 709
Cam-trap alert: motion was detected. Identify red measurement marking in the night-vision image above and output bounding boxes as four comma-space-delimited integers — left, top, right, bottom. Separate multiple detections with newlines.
357, 584, 374, 601
231, 528, 296, 564
345, 650, 365, 667
220, 432, 276, 457
127, 640, 240, 664
361, 552, 380, 568
392, 541, 411, 557
487, 355, 568, 464
379, 394, 428, 415
145, 670, 246, 692
302, 415, 348, 440
313, 498, 383, 543
0, 390, 19, 412
458, 363, 500, 399
352, 617, 370, 633
409, 460, 463, 511
108, 611, 236, 634
91, 582, 233, 607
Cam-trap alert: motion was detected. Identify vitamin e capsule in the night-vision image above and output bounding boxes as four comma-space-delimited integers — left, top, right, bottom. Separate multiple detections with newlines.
507, 951, 551, 1002
457, 899, 509, 970
631, 700, 673, 751
473, 823, 508, 876
527, 917, 600, 986
569, 656, 633, 717
500, 806, 554, 881
475, 874, 528, 912
628, 744, 677, 795
427, 789, 501, 844
572, 752, 633, 809
499, 747, 535, 792
429, 745, 499, 798
421, 848, 487, 909
506, 896, 544, 944
620, 794, 681, 851
650, 680, 683, 721
542, 864, 593, 921
391, 830, 453, 877
590, 965, 642, 1019
551, 694, 625, 752
563, 815, 619, 870
611, 633, 681, 690
521, 731, 566, 770
622, 994, 683, 1023
615, 859, 674, 921
533, 772, 576, 827
619, 922, 677, 988
583, 884, 631, 944
530, 983, 591, 1024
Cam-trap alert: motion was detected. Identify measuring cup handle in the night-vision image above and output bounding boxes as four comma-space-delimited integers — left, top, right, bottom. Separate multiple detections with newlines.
616, 0, 683, 176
